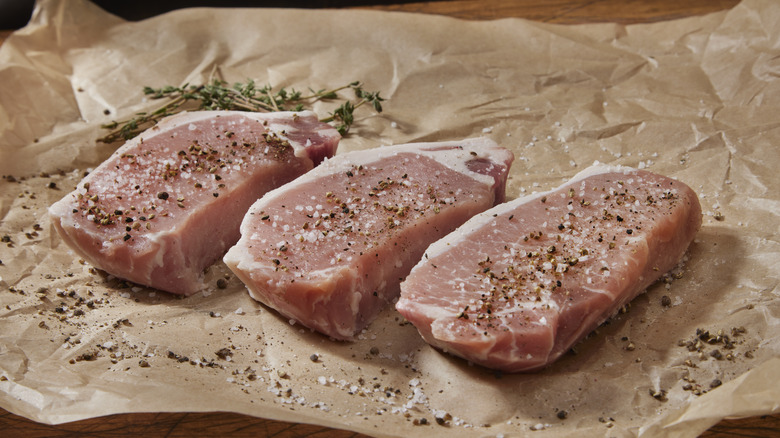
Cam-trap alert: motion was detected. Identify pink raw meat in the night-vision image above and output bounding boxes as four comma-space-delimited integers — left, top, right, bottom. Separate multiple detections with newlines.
397, 165, 702, 372
49, 111, 340, 295
223, 138, 514, 340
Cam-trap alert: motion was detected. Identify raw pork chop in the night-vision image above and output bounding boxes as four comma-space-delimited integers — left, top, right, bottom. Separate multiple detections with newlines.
223, 138, 514, 340
49, 111, 340, 295
397, 165, 702, 372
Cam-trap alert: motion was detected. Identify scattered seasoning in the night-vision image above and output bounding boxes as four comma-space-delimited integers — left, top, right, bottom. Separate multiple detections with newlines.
661, 295, 672, 307
167, 351, 190, 363
157, 191, 169, 200
649, 388, 667, 401
215, 347, 232, 360
112, 318, 132, 328
74, 352, 98, 362
138, 359, 151, 368
675, 326, 752, 396
598, 416, 615, 428
216, 278, 228, 289
434, 412, 452, 426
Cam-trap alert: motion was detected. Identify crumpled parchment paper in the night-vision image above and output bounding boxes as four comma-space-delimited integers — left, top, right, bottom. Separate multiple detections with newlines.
1, 0, 778, 436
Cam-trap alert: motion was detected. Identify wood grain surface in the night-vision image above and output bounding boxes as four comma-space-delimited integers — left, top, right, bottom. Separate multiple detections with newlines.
356, 0, 741, 23
1, 1, 778, 437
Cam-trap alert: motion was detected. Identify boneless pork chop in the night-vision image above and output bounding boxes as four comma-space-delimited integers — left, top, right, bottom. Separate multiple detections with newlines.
223, 138, 514, 340
49, 111, 340, 295
397, 165, 702, 372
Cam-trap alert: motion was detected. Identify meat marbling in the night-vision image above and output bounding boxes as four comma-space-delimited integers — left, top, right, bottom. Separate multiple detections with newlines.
397, 165, 702, 372
223, 138, 514, 340
49, 110, 340, 295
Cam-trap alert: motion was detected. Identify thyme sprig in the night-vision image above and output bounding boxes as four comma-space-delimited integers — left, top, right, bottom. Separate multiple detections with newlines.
99, 79, 383, 143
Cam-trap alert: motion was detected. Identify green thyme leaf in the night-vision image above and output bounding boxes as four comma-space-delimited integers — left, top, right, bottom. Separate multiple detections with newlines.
98, 78, 383, 143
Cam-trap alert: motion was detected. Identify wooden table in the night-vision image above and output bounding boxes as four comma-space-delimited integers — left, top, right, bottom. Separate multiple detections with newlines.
1, 1, 777, 436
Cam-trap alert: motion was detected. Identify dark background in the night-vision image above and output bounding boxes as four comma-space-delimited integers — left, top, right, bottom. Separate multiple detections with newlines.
0, 0, 418, 29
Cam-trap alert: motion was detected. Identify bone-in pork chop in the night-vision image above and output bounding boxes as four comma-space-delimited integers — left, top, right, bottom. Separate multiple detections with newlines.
397, 165, 702, 372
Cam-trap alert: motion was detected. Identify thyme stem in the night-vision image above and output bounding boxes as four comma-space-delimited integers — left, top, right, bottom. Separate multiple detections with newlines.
99, 78, 383, 142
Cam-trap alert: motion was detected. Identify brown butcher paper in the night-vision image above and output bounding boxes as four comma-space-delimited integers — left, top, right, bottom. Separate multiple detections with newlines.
1, 0, 778, 436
